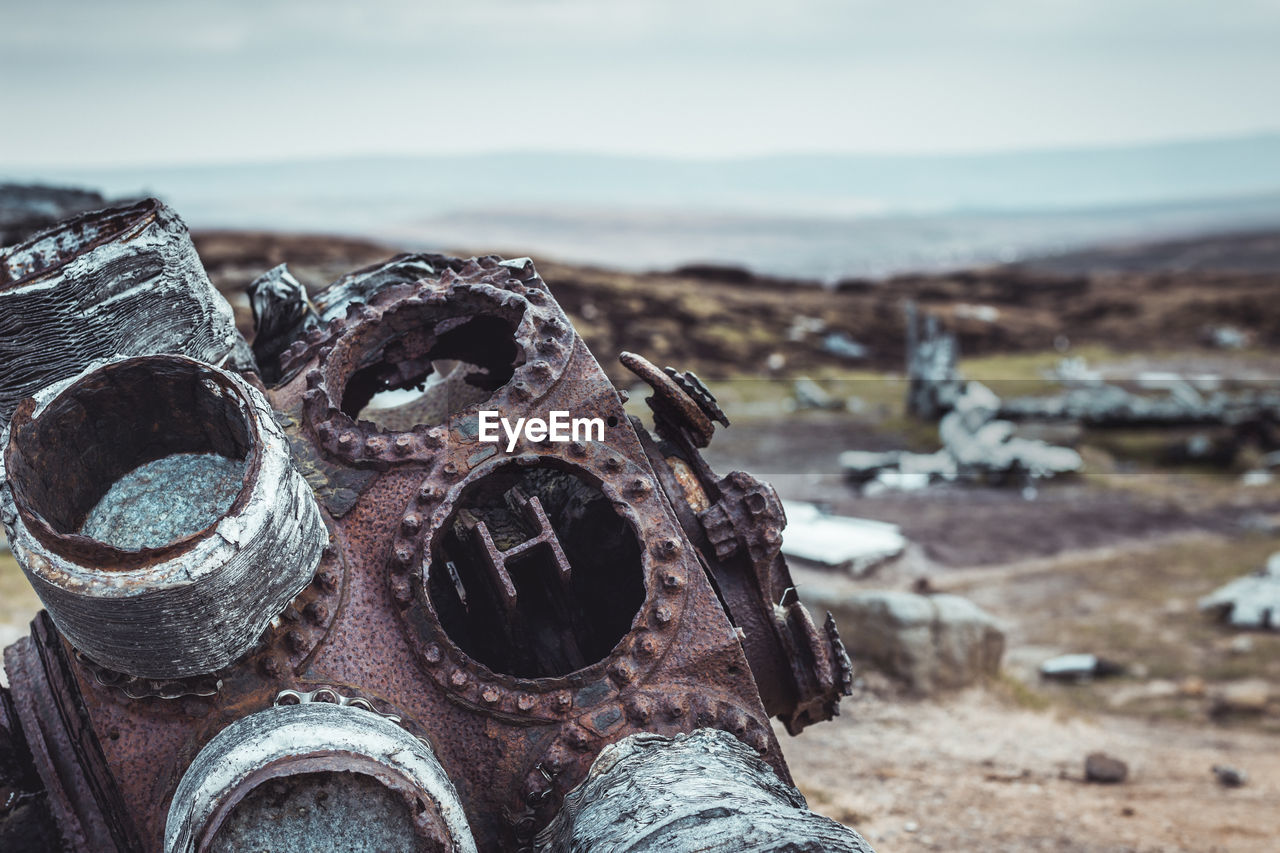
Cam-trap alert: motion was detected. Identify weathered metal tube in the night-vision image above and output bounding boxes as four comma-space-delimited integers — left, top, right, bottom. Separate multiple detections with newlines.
537, 728, 873, 851
0, 355, 325, 679
165, 699, 477, 853
0, 198, 245, 432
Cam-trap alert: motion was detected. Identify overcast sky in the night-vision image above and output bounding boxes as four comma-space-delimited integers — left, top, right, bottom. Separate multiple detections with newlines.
2, 0, 1278, 167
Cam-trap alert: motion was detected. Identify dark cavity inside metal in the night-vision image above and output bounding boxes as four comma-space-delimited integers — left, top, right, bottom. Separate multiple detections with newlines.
431, 464, 646, 678
340, 313, 522, 429
208, 771, 433, 853
79, 453, 244, 550
6, 358, 251, 548
0, 200, 151, 288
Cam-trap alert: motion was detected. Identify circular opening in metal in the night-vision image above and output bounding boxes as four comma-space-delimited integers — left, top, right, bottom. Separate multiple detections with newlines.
336, 301, 525, 431
6, 357, 253, 553
428, 462, 646, 678
0, 199, 154, 290
209, 771, 437, 853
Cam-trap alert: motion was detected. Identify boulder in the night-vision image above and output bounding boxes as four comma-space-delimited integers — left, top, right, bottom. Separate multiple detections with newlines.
826, 591, 1005, 693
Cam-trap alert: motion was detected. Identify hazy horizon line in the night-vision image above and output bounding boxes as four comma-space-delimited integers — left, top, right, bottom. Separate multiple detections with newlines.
7, 127, 1280, 174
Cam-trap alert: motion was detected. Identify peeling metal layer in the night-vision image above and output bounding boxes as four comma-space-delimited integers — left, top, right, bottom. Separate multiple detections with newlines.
536, 728, 874, 852
1, 356, 325, 679
164, 701, 476, 853
0, 198, 242, 431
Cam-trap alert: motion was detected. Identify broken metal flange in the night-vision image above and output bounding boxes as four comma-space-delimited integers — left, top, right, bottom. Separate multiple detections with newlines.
0, 198, 244, 432
625, 353, 851, 734
164, 701, 477, 853
620, 351, 721, 448
0, 355, 326, 679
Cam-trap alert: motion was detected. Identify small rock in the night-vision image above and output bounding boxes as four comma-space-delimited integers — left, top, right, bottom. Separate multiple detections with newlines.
903, 822, 919, 833
1178, 676, 1206, 698
821, 591, 1005, 694
1084, 752, 1128, 784
1229, 635, 1255, 655
1211, 680, 1271, 715
1212, 765, 1247, 788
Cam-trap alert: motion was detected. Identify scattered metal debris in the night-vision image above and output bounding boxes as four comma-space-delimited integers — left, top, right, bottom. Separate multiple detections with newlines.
842, 380, 1082, 493
778, 501, 906, 575
1039, 653, 1125, 682
1212, 765, 1247, 788
1199, 552, 1280, 630
904, 301, 962, 420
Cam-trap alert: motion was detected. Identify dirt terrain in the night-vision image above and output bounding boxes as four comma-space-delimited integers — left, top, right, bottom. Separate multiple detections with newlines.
3, 229, 1278, 851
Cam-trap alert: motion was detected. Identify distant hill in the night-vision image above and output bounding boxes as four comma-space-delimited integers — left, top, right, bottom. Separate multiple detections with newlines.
10, 132, 1280, 217
6, 133, 1280, 278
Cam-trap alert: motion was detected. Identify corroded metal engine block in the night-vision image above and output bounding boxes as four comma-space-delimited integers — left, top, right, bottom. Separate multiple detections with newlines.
0, 199, 859, 852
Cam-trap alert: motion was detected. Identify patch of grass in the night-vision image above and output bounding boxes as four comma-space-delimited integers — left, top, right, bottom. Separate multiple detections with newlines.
993, 533, 1280, 725
992, 672, 1052, 712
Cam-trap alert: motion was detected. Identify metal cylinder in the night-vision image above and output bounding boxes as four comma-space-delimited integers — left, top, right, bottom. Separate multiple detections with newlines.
537, 728, 874, 852
0, 354, 326, 679
0, 197, 243, 430
164, 700, 477, 853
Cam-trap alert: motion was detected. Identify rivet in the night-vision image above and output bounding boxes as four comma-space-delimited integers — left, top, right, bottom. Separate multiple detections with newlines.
394, 434, 414, 455
392, 545, 415, 568
390, 576, 412, 604
424, 645, 442, 664
662, 572, 683, 590
442, 462, 460, 479
285, 630, 307, 653
401, 514, 422, 535
365, 435, 387, 453
636, 635, 658, 658
517, 694, 535, 711
654, 605, 673, 626
314, 568, 338, 592
609, 660, 636, 685
303, 601, 328, 625
568, 441, 586, 457
604, 456, 622, 471
554, 691, 572, 710
625, 696, 654, 723
652, 537, 681, 559
664, 696, 688, 720
450, 670, 468, 688
305, 369, 323, 389
482, 688, 501, 705
417, 483, 440, 503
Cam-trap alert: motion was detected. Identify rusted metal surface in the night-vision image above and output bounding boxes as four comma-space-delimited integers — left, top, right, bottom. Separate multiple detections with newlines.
0, 212, 851, 852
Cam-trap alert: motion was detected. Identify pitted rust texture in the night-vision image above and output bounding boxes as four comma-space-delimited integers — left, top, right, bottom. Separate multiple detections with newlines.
1, 229, 848, 851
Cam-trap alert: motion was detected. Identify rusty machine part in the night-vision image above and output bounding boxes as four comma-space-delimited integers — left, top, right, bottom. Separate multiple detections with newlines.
0, 198, 855, 852
620, 351, 852, 734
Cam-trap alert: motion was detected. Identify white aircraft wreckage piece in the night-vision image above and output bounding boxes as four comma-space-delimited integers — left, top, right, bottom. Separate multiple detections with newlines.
779, 501, 907, 575
1200, 552, 1280, 630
